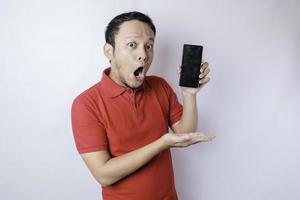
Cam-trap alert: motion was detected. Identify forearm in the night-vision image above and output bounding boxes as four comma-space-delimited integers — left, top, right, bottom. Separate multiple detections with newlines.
177, 93, 198, 133
101, 137, 168, 186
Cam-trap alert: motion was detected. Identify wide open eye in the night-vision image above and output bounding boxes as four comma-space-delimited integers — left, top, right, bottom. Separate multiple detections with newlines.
146, 44, 153, 50
128, 42, 137, 48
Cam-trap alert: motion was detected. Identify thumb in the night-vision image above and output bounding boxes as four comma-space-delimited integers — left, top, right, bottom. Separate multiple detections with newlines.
176, 66, 181, 76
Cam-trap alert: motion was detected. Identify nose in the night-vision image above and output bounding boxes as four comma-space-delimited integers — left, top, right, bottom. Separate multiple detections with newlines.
137, 47, 147, 62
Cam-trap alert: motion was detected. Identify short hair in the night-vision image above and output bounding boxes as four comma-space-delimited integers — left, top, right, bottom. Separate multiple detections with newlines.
105, 11, 156, 48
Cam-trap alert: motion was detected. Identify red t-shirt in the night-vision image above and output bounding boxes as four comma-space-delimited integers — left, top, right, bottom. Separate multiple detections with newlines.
71, 67, 183, 200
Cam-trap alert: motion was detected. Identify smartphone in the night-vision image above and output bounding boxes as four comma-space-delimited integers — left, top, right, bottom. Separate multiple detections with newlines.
179, 44, 203, 88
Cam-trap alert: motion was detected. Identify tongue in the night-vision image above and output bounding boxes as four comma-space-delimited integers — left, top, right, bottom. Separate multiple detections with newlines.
136, 71, 145, 81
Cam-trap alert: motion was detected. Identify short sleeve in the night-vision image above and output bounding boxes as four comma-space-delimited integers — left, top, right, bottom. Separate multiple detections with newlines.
159, 78, 183, 126
71, 97, 108, 154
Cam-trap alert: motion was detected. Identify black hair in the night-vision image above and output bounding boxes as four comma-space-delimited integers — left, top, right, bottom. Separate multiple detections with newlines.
105, 11, 156, 48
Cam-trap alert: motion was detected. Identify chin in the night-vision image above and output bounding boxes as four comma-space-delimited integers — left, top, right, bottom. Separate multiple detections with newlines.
132, 83, 143, 89
128, 81, 143, 89
125, 76, 144, 88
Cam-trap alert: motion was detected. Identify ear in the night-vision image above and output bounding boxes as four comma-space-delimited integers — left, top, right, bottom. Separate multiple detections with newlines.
103, 43, 114, 62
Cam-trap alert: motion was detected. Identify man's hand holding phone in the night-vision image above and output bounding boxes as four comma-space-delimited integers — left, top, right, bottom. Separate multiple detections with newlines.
178, 44, 210, 95
178, 61, 210, 95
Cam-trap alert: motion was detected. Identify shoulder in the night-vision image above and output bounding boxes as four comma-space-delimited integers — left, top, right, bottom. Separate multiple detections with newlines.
72, 82, 101, 108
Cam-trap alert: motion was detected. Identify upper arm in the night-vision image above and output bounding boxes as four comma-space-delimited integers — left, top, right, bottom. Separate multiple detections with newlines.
71, 97, 108, 153
80, 150, 111, 185
157, 77, 183, 128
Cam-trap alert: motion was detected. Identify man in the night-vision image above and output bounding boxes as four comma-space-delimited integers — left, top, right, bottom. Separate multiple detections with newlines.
71, 11, 215, 200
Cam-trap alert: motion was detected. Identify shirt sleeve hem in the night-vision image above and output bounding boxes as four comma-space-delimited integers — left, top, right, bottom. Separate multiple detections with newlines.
77, 146, 108, 154
169, 110, 182, 127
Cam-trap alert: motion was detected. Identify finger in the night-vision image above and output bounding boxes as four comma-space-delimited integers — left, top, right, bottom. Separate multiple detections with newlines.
199, 67, 210, 79
200, 62, 209, 73
173, 133, 200, 145
175, 132, 213, 141
176, 66, 182, 76
191, 135, 214, 143
201, 133, 216, 138
188, 132, 214, 138
173, 136, 214, 147
173, 140, 197, 147
175, 133, 193, 143
201, 59, 208, 66
180, 133, 214, 143
173, 134, 216, 147
204, 67, 210, 76
194, 134, 215, 141
194, 138, 214, 143
199, 77, 210, 84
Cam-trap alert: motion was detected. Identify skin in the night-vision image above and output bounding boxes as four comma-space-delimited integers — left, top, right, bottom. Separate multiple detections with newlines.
104, 20, 154, 89
81, 19, 215, 187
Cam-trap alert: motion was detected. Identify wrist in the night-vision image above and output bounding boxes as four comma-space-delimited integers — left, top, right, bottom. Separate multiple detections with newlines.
158, 135, 170, 150
182, 90, 197, 98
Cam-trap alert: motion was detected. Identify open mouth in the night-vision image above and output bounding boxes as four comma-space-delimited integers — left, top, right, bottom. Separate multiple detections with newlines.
133, 66, 145, 81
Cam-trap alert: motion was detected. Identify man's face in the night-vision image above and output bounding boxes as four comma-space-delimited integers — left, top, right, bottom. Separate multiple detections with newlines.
107, 20, 155, 89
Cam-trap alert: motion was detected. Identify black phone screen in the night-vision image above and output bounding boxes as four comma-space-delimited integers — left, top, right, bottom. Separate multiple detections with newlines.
179, 44, 203, 88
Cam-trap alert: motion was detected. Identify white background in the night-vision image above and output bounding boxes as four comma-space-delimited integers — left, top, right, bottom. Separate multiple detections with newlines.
1, 0, 299, 200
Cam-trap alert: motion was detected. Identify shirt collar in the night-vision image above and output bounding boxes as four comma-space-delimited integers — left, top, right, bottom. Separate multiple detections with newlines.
100, 67, 149, 98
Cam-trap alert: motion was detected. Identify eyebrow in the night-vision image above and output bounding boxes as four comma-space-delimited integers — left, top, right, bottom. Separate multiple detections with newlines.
125, 35, 154, 42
